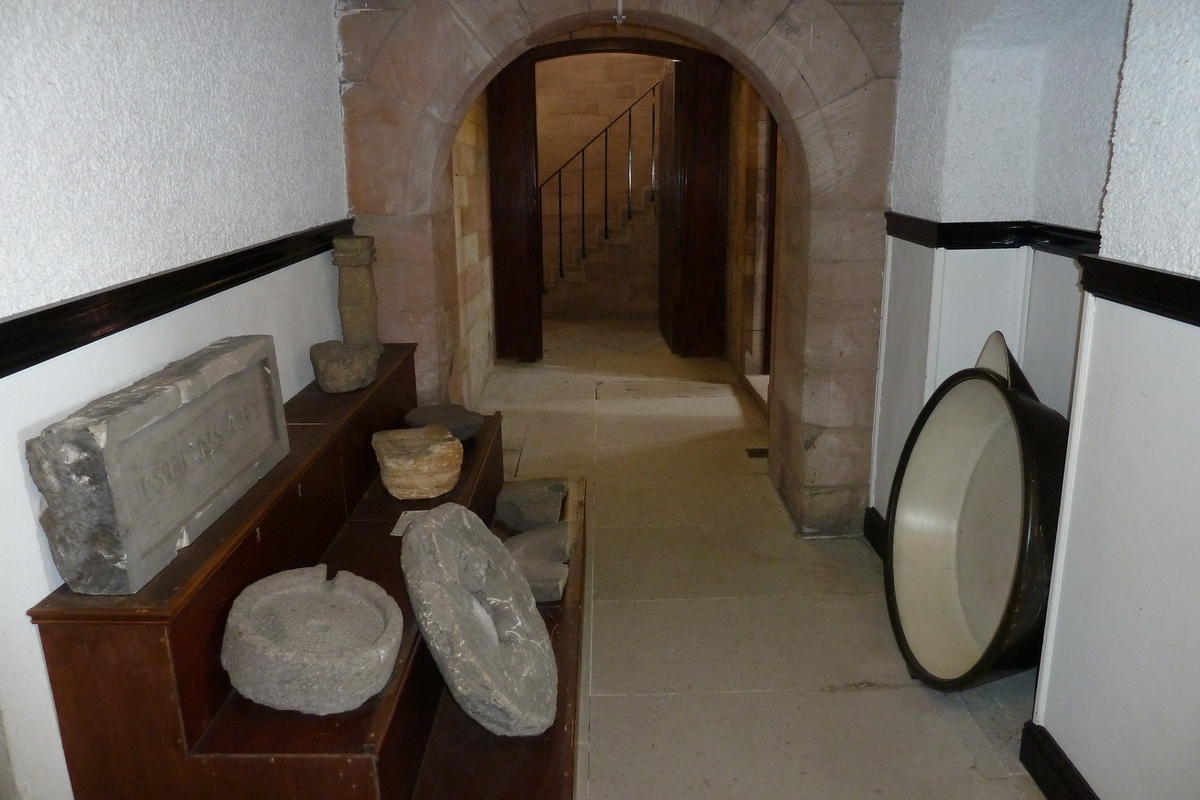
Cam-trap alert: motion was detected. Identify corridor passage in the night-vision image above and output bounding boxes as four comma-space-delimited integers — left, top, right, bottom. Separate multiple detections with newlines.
475, 319, 1041, 799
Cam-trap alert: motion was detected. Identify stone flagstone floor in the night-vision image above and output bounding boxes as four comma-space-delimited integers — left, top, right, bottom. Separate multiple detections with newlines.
474, 318, 1043, 800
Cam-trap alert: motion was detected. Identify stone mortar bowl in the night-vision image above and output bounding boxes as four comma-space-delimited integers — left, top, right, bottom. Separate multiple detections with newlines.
221, 564, 404, 715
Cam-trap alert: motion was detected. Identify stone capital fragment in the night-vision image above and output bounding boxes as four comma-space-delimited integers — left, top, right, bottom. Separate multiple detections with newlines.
372, 425, 463, 500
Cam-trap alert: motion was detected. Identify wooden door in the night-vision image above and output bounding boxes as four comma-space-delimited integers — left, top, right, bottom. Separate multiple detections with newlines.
659, 53, 732, 357
487, 55, 543, 360
657, 63, 681, 350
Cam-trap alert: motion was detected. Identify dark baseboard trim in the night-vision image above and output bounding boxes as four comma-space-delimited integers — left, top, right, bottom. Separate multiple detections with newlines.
0, 219, 354, 380
1020, 722, 1100, 800
885, 212, 1100, 258
863, 506, 887, 560
1080, 254, 1200, 329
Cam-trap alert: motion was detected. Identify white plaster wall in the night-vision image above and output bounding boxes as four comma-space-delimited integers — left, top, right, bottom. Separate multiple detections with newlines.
0, 0, 347, 320
0, 256, 340, 800
1101, 0, 1200, 275
0, 2, 347, 796
940, 46, 1042, 222
891, 0, 1127, 229
1037, 297, 1200, 799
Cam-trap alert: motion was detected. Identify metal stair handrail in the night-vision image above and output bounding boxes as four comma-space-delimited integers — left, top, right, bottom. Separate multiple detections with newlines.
539, 81, 659, 280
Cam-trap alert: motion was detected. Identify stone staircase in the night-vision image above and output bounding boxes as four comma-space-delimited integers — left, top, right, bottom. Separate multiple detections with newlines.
543, 186, 660, 319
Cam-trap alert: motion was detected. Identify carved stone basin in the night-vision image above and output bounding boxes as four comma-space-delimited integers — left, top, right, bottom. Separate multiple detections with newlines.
221, 565, 404, 715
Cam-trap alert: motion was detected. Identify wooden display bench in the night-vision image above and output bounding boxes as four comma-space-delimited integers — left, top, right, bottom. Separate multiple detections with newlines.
29, 344, 586, 800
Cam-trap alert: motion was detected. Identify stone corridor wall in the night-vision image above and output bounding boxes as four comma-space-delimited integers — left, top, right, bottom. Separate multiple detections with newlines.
338, 0, 901, 537
449, 95, 495, 409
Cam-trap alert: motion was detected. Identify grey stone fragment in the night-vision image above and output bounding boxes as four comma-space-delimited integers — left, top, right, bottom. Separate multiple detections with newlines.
504, 521, 571, 602
401, 503, 557, 736
404, 403, 484, 441
26, 336, 289, 595
221, 565, 404, 715
310, 340, 381, 394
495, 479, 568, 532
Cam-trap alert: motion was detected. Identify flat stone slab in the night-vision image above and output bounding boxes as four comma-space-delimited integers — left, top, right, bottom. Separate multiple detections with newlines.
495, 478, 568, 532
221, 565, 404, 715
504, 521, 571, 602
404, 403, 484, 441
401, 503, 557, 736
26, 336, 289, 595
372, 425, 463, 500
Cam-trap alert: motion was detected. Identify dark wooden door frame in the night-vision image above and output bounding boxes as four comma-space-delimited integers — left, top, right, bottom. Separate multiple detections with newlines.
487, 57, 543, 360
488, 37, 732, 359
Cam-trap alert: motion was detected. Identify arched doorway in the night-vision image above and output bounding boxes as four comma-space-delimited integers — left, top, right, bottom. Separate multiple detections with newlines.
341, 3, 897, 538
487, 37, 732, 361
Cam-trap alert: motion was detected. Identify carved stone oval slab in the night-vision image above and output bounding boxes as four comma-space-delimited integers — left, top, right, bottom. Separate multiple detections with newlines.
401, 503, 557, 736
221, 565, 404, 715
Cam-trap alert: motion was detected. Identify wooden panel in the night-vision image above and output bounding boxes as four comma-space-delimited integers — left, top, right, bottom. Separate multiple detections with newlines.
657, 62, 681, 351
350, 412, 504, 525
170, 442, 347, 747
676, 53, 731, 357
38, 624, 188, 800
193, 754, 380, 800
488, 55, 543, 360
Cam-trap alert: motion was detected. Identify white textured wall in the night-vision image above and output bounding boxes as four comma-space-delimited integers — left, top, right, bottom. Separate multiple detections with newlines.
0, 0, 347, 320
1101, 0, 1200, 275
0, 2, 347, 796
891, 0, 1127, 228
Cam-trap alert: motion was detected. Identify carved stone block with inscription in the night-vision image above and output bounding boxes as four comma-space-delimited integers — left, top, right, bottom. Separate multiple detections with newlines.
26, 336, 289, 595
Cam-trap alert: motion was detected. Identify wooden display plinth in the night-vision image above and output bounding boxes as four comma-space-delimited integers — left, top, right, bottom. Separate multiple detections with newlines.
29, 344, 585, 800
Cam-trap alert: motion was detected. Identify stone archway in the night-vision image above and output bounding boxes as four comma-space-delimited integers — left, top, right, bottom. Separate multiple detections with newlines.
340, 1, 898, 537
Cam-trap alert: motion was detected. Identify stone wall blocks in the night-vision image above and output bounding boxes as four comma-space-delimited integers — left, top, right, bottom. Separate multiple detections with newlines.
806, 259, 884, 304
343, 85, 453, 217
801, 368, 877, 428
808, 208, 886, 262
792, 420, 871, 484
353, 213, 435, 263
446, 0, 534, 60
752, 0, 873, 108
709, 0, 793, 53
621, 0, 723, 29
832, 2, 901, 78
339, 10, 408, 84
793, 482, 869, 538
367, 1, 495, 125
808, 79, 897, 206
803, 316, 880, 370
519, 0, 592, 35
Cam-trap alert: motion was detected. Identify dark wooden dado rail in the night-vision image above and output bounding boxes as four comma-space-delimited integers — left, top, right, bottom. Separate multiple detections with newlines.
29, 344, 585, 800
0, 219, 353, 380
